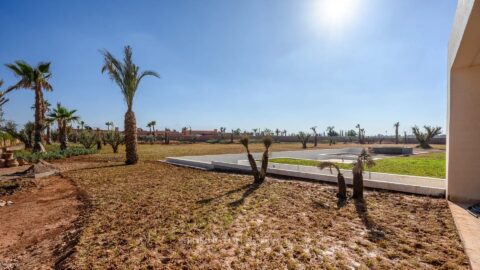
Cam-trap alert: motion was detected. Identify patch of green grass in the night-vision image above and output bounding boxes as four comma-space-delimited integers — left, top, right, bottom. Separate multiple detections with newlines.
270, 152, 446, 178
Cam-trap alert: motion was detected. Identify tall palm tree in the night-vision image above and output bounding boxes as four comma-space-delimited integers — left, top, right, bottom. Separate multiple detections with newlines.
151, 120, 156, 136
146, 122, 152, 134
47, 103, 80, 150
5, 61, 53, 152
105, 121, 112, 131
394, 122, 400, 144
101, 46, 159, 164
0, 80, 10, 108
355, 124, 362, 144
80, 120, 85, 130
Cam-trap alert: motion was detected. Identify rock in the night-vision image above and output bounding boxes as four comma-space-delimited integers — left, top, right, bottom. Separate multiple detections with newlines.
6, 159, 19, 168
0, 159, 5, 168
2, 152, 14, 160
7, 201, 13, 205
17, 158, 28, 166
0, 200, 6, 207
19, 159, 59, 178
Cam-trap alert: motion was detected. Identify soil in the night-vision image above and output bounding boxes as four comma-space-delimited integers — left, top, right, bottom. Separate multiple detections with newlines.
0, 161, 103, 270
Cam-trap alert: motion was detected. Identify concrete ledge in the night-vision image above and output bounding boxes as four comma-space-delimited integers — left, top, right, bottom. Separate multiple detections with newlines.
211, 161, 445, 196
164, 157, 214, 170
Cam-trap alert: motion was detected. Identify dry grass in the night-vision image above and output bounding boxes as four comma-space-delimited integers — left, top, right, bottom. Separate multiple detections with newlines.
59, 143, 466, 269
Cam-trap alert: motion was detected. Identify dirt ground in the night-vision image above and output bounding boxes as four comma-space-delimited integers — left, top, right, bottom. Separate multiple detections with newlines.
0, 143, 464, 269
0, 161, 108, 270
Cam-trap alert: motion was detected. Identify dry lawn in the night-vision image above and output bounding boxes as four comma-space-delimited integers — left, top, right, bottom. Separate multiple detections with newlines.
54, 143, 467, 269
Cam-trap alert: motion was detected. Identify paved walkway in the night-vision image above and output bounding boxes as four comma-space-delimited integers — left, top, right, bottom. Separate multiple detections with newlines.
449, 202, 480, 270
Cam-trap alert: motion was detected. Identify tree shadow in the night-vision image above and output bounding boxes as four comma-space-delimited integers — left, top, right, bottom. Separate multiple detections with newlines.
354, 198, 385, 242
196, 183, 252, 205
228, 182, 262, 208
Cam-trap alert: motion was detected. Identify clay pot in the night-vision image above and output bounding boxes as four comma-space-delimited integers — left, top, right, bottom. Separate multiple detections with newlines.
2, 152, 14, 160
0, 159, 5, 168
6, 159, 19, 167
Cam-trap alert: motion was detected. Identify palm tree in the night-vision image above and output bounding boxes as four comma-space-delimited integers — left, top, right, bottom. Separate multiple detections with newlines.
0, 80, 10, 108
412, 125, 442, 149
352, 149, 375, 200
252, 128, 258, 136
80, 120, 85, 130
297, 132, 310, 149
146, 122, 152, 134
240, 136, 272, 184
105, 121, 113, 131
318, 162, 347, 199
151, 120, 156, 136
47, 103, 80, 150
5, 60, 53, 152
394, 122, 400, 144
101, 45, 159, 164
311, 126, 318, 147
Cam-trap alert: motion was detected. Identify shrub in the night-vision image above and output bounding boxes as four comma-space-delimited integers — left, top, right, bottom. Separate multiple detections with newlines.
79, 130, 97, 149
15, 147, 97, 163
104, 130, 125, 153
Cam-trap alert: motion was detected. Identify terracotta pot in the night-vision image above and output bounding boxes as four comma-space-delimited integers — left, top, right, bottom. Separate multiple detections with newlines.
6, 158, 19, 167
0, 159, 5, 168
2, 152, 14, 160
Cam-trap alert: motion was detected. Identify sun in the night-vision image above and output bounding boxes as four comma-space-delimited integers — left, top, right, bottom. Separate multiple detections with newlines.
316, 0, 360, 30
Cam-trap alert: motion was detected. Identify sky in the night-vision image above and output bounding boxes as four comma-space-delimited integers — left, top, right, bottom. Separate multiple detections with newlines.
0, 0, 457, 135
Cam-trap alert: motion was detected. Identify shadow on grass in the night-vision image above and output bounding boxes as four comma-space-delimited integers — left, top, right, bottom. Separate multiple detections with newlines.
354, 198, 385, 242
63, 163, 127, 173
196, 183, 252, 205
228, 182, 262, 208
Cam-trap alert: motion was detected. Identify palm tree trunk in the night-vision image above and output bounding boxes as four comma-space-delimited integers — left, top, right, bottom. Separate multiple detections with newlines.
337, 173, 347, 199
33, 86, 46, 152
246, 153, 261, 183
60, 125, 67, 150
46, 124, 52, 145
352, 172, 363, 199
125, 109, 138, 164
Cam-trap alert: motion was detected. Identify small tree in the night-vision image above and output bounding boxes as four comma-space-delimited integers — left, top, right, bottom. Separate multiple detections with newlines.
311, 126, 318, 147
326, 126, 338, 145
394, 122, 400, 144
3, 121, 34, 149
297, 132, 310, 149
318, 162, 347, 199
47, 103, 79, 150
240, 136, 272, 184
412, 125, 442, 149
352, 149, 375, 200
79, 130, 97, 149
95, 128, 102, 150
346, 129, 357, 142
105, 130, 125, 153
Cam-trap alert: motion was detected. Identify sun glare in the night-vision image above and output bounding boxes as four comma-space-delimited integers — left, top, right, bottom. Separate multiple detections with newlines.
316, 0, 360, 31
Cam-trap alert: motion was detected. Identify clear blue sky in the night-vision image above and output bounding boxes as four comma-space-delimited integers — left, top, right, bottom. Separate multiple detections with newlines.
0, 0, 456, 135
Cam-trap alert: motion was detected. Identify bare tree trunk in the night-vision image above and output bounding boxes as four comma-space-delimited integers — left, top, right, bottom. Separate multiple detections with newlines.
33, 87, 46, 153
258, 150, 269, 183
352, 172, 363, 199
125, 109, 138, 164
314, 134, 318, 147
246, 152, 260, 183
46, 124, 52, 145
337, 173, 347, 199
